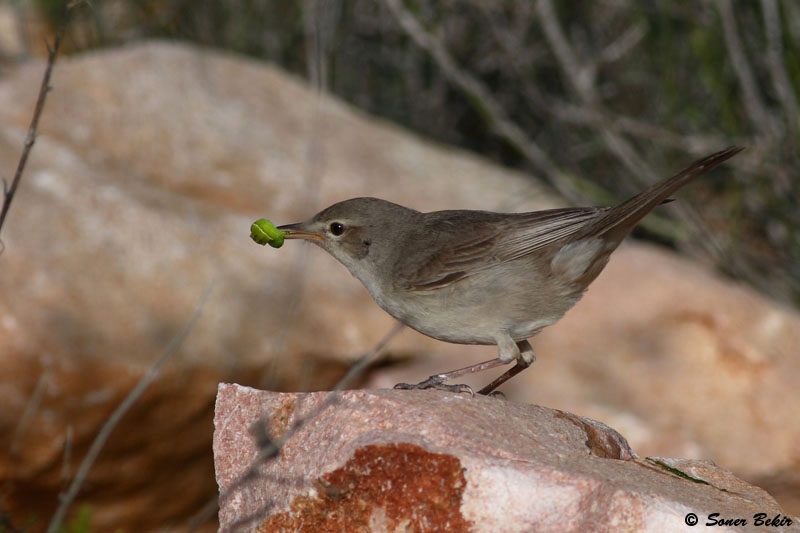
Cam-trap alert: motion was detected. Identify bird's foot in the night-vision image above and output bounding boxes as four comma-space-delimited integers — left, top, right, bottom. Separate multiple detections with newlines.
394, 375, 474, 396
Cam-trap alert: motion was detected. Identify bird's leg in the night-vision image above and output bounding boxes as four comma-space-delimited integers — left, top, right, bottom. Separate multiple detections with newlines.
477, 340, 536, 395
393, 357, 509, 395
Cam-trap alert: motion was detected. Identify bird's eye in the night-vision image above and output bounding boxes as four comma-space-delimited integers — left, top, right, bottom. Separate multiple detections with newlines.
329, 222, 345, 236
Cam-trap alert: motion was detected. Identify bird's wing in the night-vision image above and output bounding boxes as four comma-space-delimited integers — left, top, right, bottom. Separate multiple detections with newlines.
493, 207, 606, 261
400, 207, 605, 291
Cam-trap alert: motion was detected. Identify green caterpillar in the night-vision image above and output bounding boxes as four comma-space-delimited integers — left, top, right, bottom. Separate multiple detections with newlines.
250, 219, 286, 248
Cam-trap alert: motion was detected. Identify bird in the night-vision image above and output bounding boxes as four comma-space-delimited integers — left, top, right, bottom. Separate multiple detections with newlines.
271, 147, 743, 394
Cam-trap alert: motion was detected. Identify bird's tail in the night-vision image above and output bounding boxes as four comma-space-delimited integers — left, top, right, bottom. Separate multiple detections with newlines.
574, 146, 744, 241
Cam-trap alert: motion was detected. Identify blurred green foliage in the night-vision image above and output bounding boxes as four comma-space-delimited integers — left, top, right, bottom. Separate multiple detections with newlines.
60, 505, 91, 533
0, 504, 113, 533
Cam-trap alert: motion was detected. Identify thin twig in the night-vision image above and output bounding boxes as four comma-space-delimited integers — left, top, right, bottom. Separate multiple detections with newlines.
534, 0, 738, 266
535, 0, 596, 103
716, 0, 778, 140
761, 0, 800, 135
535, 0, 655, 184
187, 322, 405, 531
551, 103, 723, 154
381, 0, 580, 202
10, 373, 49, 457
47, 283, 214, 533
60, 425, 74, 487
0, 9, 69, 238
598, 22, 646, 64
785, 0, 800, 49
480, 6, 723, 158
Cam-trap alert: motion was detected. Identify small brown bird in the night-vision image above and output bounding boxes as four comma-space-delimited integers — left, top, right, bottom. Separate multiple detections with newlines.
276, 147, 743, 394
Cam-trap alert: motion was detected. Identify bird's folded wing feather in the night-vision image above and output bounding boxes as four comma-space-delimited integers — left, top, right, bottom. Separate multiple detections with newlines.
400, 207, 605, 291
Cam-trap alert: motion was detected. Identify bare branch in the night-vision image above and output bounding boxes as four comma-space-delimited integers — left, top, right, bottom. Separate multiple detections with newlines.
534, 0, 738, 268
785, 0, 800, 48
535, 0, 656, 185
535, 0, 596, 102
60, 425, 75, 486
380, 0, 580, 201
761, 0, 800, 134
10, 373, 49, 457
480, 6, 723, 158
552, 103, 723, 154
599, 22, 647, 65
0, 10, 69, 239
716, 0, 779, 139
47, 283, 214, 533
303, 0, 341, 93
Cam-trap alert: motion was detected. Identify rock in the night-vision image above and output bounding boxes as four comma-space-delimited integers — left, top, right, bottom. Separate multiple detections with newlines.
214, 384, 798, 533
0, 41, 555, 530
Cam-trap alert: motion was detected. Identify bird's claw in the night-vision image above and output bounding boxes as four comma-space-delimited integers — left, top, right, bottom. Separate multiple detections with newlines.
394, 376, 474, 396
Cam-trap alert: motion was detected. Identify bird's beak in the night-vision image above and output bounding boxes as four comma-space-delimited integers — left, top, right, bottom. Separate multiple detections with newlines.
277, 222, 325, 242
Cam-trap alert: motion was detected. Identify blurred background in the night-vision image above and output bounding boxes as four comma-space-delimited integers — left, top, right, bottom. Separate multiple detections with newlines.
0, 0, 798, 530
8, 0, 798, 301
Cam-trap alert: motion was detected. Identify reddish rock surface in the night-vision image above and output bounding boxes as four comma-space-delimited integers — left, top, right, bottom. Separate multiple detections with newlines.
214, 385, 797, 533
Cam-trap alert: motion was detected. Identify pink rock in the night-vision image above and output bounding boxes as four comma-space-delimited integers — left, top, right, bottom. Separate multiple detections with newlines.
214, 384, 796, 532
